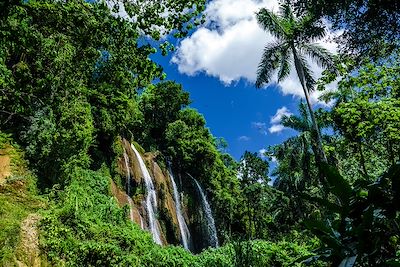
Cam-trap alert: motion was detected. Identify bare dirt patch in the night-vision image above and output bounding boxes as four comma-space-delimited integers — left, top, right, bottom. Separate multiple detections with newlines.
0, 149, 11, 184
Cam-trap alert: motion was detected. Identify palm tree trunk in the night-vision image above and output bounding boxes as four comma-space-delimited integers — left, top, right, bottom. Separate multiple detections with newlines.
292, 49, 327, 164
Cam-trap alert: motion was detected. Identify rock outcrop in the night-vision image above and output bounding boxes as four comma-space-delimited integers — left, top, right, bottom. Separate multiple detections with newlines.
111, 139, 189, 247
110, 179, 145, 228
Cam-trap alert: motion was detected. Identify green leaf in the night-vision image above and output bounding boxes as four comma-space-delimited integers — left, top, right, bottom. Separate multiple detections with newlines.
338, 256, 357, 267
386, 259, 400, 266
304, 219, 342, 251
301, 193, 344, 214
321, 163, 352, 207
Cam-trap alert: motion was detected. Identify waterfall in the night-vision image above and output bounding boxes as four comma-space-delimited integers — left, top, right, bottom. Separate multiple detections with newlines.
188, 174, 219, 248
130, 144, 162, 245
169, 169, 191, 250
123, 150, 131, 196
123, 150, 135, 223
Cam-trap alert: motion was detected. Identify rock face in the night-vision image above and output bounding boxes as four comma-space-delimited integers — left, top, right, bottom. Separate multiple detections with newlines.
111, 139, 188, 247
110, 179, 144, 228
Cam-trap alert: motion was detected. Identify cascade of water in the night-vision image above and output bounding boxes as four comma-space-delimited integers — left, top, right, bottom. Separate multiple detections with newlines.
123, 151, 131, 196
123, 150, 135, 224
130, 144, 162, 245
169, 169, 191, 250
188, 174, 219, 248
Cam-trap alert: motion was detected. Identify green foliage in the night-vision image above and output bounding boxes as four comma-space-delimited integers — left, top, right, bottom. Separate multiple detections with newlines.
22, 98, 95, 182
292, 0, 400, 60
39, 166, 317, 266
138, 81, 190, 150
238, 151, 271, 239
0, 145, 44, 266
320, 53, 400, 181
270, 102, 328, 191
164, 108, 242, 240
255, 3, 335, 89
304, 163, 400, 266
165, 108, 216, 173
0, 179, 43, 265
111, 0, 206, 41
0, 131, 11, 149
41, 167, 152, 266
7, 0, 399, 266
197, 239, 324, 267
0, 0, 167, 182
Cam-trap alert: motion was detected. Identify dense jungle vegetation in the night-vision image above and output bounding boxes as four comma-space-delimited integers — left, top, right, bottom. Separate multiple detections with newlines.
0, 0, 400, 266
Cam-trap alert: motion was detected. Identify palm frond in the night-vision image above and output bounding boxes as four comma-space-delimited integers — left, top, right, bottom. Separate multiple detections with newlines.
256, 42, 283, 88
277, 44, 291, 83
298, 102, 310, 124
281, 114, 309, 132
296, 15, 327, 42
256, 8, 286, 40
300, 43, 335, 70
279, 3, 294, 22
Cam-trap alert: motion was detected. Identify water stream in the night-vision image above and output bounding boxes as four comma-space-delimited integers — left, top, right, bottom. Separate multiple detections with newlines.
131, 144, 162, 245
169, 169, 191, 250
188, 174, 219, 248
123, 150, 135, 223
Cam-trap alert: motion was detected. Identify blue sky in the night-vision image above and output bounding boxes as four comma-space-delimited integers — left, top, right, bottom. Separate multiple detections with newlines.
152, 0, 337, 161
155, 53, 298, 160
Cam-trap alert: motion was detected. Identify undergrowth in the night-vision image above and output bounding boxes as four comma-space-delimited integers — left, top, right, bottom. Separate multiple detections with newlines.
39, 166, 322, 266
0, 133, 45, 265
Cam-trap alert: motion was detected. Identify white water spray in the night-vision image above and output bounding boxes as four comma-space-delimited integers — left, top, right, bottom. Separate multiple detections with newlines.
131, 144, 162, 245
123, 150, 136, 223
189, 174, 219, 248
169, 169, 191, 250
123, 150, 131, 196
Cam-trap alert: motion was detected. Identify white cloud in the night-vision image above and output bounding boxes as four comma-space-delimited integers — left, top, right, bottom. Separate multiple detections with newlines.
268, 124, 285, 134
270, 106, 292, 124
268, 106, 292, 134
172, 0, 277, 84
172, 0, 338, 102
238, 135, 251, 141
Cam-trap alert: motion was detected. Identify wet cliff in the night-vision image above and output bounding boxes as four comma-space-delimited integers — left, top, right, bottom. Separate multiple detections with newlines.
112, 139, 188, 247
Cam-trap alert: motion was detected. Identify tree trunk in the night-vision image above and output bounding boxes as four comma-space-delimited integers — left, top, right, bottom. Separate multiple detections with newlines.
292, 49, 327, 164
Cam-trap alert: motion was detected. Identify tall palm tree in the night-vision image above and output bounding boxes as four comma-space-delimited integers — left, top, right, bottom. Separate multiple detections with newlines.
273, 102, 321, 191
255, 3, 335, 162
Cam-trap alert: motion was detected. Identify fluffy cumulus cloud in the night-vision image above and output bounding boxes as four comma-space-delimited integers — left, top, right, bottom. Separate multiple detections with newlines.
268, 124, 285, 134
172, 0, 338, 101
172, 0, 277, 84
270, 106, 292, 124
268, 106, 292, 134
